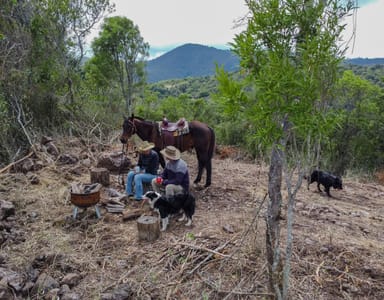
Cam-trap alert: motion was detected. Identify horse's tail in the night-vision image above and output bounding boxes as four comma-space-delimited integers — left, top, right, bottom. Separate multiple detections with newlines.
208, 126, 216, 160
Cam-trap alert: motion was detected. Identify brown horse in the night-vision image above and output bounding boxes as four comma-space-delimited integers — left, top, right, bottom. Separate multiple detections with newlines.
120, 115, 215, 187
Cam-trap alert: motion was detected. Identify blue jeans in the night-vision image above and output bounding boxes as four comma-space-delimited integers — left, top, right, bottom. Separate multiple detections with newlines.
126, 171, 157, 199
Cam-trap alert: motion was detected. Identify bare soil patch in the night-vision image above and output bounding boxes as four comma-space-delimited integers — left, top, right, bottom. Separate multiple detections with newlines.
0, 139, 383, 299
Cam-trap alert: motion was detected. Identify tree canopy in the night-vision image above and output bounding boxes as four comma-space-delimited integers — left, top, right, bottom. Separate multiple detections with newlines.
90, 16, 149, 114
214, 0, 355, 298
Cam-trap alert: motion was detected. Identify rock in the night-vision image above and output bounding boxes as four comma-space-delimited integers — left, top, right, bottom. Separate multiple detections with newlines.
0, 285, 13, 299
100, 283, 134, 300
33, 160, 44, 171
21, 158, 35, 173
96, 151, 131, 173
61, 292, 81, 300
0, 200, 15, 220
44, 287, 60, 300
100, 293, 114, 300
81, 158, 92, 168
26, 266, 40, 282
304, 238, 316, 245
223, 224, 235, 233
21, 281, 35, 296
59, 284, 71, 294
57, 154, 79, 165
0, 267, 25, 293
32, 273, 60, 295
41, 135, 53, 145
27, 173, 40, 184
45, 141, 60, 157
61, 273, 81, 288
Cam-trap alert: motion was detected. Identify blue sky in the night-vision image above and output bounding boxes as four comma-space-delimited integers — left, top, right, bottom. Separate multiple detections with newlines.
95, 0, 384, 59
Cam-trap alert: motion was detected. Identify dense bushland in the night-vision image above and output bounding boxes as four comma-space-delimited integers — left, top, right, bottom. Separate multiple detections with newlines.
1, 0, 384, 177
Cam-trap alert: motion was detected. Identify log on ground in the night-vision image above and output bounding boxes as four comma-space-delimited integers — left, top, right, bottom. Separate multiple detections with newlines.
137, 215, 160, 241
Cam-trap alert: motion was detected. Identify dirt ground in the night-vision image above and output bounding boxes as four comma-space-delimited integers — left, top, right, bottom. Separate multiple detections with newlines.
1, 138, 384, 299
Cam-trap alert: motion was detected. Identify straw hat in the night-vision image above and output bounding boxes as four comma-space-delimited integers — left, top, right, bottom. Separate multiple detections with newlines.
161, 146, 181, 160
138, 141, 155, 152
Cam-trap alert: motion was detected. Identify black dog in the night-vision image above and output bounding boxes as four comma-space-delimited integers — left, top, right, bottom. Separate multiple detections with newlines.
143, 191, 196, 231
307, 170, 343, 197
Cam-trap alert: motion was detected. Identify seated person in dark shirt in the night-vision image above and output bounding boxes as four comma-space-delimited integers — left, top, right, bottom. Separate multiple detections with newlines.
151, 146, 189, 200
126, 141, 159, 201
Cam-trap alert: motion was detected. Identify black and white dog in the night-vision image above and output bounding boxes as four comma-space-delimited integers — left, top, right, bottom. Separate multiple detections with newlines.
307, 170, 343, 197
142, 191, 196, 231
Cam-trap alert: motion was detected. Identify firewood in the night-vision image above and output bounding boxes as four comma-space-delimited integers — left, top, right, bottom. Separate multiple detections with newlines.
71, 183, 82, 194
122, 208, 144, 221
84, 183, 101, 194
106, 207, 124, 213
108, 198, 124, 206
106, 204, 123, 208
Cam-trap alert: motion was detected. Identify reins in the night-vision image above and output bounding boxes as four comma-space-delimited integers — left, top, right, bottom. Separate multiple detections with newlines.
126, 119, 137, 136
118, 142, 129, 187
118, 118, 138, 187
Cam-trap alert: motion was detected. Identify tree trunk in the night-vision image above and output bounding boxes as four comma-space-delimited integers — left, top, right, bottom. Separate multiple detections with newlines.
266, 144, 283, 299
90, 167, 110, 186
137, 215, 160, 241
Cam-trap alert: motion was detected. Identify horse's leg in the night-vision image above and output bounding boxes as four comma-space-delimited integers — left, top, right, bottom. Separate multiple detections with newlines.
194, 158, 204, 185
204, 158, 212, 187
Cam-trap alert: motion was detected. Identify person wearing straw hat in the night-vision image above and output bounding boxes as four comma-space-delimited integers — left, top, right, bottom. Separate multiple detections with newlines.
151, 145, 190, 199
126, 141, 159, 201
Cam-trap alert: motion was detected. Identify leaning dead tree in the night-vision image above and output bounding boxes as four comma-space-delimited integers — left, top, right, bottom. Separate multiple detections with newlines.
266, 145, 284, 297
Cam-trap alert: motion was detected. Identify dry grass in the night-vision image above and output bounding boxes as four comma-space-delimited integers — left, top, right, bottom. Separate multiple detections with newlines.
1, 138, 384, 299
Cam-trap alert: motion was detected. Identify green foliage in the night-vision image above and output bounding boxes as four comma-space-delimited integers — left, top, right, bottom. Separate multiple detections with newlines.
342, 63, 384, 89
149, 76, 219, 99
0, 94, 10, 164
211, 68, 249, 146
91, 16, 149, 113
1, 0, 384, 181
185, 232, 195, 240
0, 0, 115, 165
328, 71, 384, 173
135, 88, 219, 127
214, 0, 353, 162
224, 1, 356, 298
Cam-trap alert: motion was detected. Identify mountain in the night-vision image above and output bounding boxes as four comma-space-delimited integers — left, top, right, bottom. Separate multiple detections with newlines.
145, 43, 384, 83
146, 43, 239, 83
345, 58, 384, 66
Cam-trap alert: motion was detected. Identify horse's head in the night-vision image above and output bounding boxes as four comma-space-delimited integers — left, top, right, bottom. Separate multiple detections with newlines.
120, 116, 135, 144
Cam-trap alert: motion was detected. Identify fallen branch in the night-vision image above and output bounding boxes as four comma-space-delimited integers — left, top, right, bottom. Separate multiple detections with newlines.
187, 239, 234, 275
197, 273, 273, 297
0, 151, 34, 174
176, 242, 230, 258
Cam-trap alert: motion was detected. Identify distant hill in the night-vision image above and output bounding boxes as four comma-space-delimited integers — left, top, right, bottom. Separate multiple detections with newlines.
345, 58, 384, 66
145, 43, 384, 83
146, 44, 239, 83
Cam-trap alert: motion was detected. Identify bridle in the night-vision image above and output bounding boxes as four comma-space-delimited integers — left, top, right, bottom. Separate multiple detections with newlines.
124, 119, 136, 137
120, 118, 136, 144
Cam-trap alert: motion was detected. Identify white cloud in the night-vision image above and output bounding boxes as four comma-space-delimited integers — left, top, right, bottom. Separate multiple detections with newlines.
89, 0, 383, 59
343, 0, 384, 58
110, 0, 248, 47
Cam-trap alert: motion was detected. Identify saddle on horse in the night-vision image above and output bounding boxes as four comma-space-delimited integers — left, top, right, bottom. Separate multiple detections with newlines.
158, 117, 189, 136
